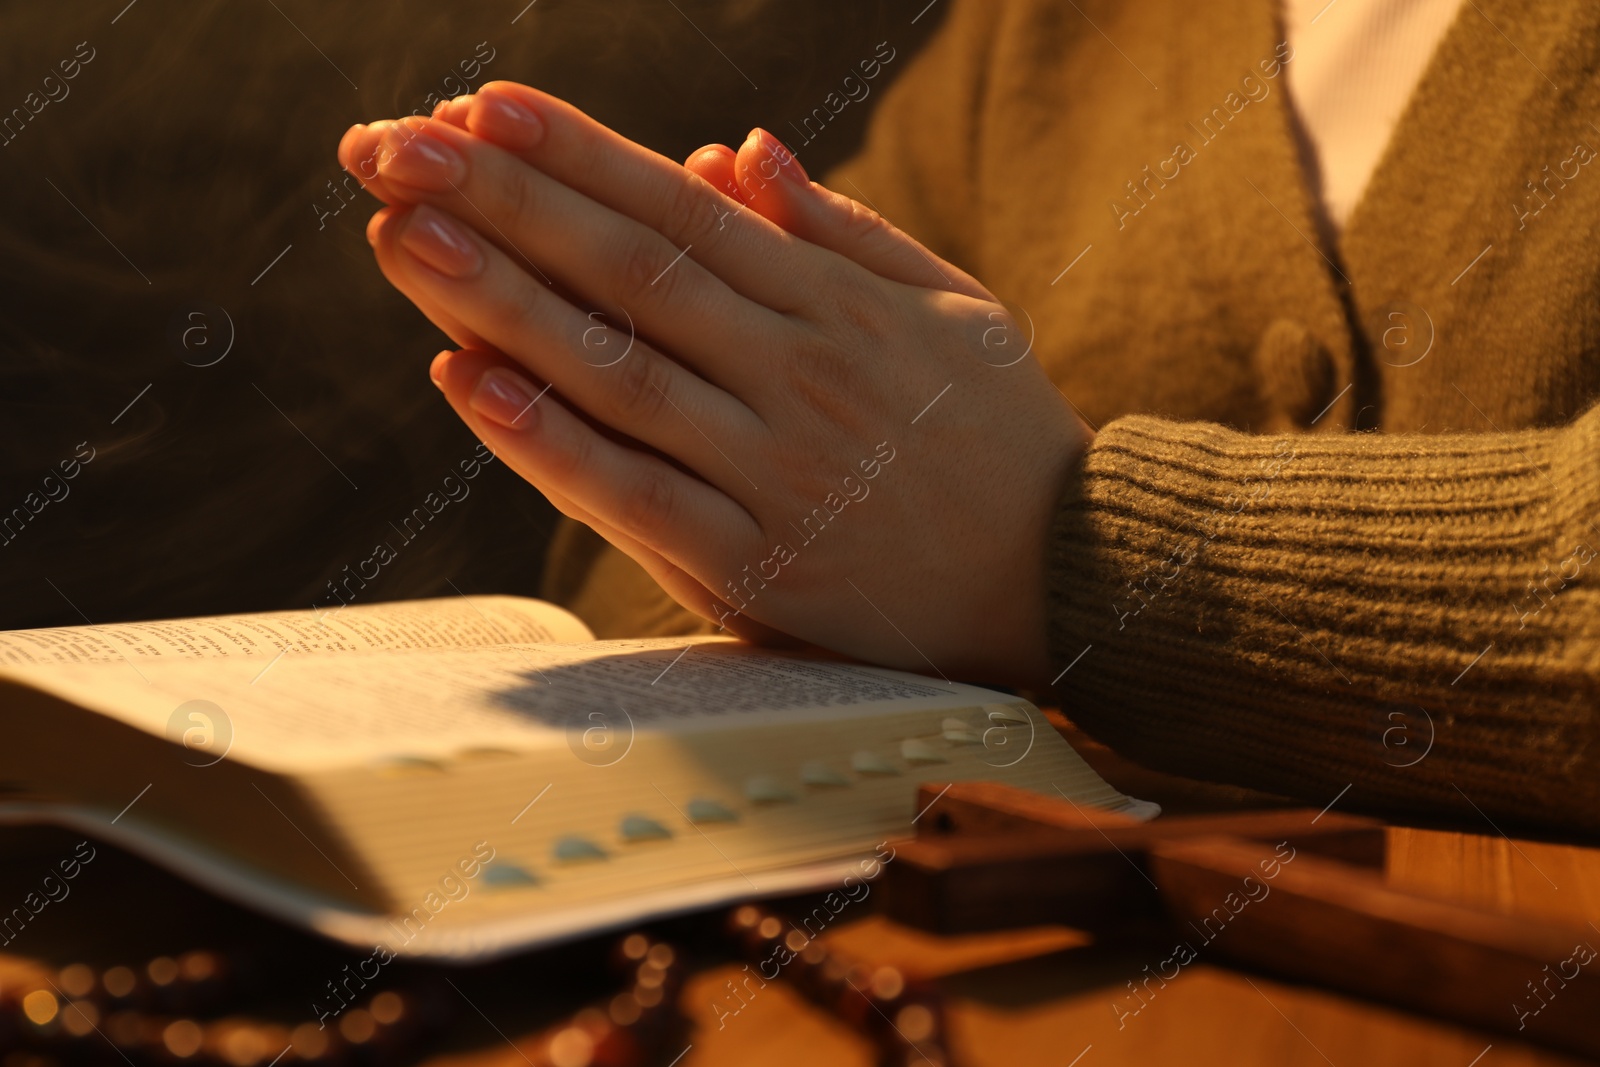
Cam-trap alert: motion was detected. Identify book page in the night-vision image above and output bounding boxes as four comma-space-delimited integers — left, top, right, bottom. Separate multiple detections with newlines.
0, 635, 1153, 949
2, 637, 1014, 773
0, 596, 592, 666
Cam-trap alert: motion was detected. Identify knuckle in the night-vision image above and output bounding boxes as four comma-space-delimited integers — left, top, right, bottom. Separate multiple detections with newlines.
661, 171, 721, 249
976, 302, 1026, 364
503, 279, 556, 351
783, 328, 859, 420
611, 348, 673, 426
616, 176, 722, 307
618, 231, 681, 305
822, 265, 892, 343
487, 154, 542, 228
840, 197, 891, 242
620, 467, 676, 535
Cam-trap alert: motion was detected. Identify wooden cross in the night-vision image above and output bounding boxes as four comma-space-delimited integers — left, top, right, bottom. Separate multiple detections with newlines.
881, 783, 1599, 1059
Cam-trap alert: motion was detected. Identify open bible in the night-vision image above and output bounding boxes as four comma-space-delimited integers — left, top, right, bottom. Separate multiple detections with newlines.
0, 596, 1153, 960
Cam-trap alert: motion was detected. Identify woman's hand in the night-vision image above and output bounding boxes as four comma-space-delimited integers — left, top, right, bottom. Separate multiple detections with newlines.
337, 82, 1092, 688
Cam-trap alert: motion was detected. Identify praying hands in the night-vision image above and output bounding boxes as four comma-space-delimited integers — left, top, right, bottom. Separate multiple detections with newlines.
337, 81, 1093, 688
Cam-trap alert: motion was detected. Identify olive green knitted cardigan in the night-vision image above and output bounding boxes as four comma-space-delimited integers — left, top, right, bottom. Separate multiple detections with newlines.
546, 0, 1600, 833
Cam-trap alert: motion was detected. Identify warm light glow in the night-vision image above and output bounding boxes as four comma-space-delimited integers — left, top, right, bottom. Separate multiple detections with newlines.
163, 1019, 204, 1058
369, 991, 403, 1025
21, 990, 58, 1026
339, 1008, 376, 1044
547, 1026, 594, 1067
102, 966, 138, 999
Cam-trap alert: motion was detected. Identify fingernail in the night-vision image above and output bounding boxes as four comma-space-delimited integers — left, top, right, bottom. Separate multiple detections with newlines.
341, 123, 382, 182
470, 368, 543, 429
338, 122, 366, 165
365, 210, 385, 247
429, 350, 450, 390
399, 205, 483, 277
355, 120, 393, 180
378, 122, 466, 191
476, 91, 544, 149
756, 128, 808, 186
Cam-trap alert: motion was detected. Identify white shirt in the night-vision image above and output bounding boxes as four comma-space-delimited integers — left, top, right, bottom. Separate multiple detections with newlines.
1284, 0, 1465, 230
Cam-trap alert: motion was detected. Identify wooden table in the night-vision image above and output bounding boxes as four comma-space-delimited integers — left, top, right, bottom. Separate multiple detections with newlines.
664, 727, 1600, 1067
3, 721, 1596, 1067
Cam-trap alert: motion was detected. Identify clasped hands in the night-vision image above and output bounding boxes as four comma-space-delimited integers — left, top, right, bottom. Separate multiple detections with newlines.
338, 81, 1091, 689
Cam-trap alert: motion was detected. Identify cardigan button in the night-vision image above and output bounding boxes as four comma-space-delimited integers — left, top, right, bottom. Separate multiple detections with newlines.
1252, 318, 1336, 430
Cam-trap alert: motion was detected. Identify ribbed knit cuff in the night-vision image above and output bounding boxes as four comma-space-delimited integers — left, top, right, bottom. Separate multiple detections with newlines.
1044, 412, 1600, 832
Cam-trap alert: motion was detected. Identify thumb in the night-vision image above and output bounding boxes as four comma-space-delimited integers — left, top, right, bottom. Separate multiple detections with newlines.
734, 127, 993, 301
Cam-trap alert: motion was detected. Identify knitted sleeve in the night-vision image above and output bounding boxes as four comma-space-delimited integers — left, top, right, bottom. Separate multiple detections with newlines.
1047, 407, 1600, 833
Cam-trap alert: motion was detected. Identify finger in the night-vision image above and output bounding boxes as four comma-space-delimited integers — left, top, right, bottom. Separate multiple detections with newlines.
339, 122, 390, 197
424, 347, 764, 598
339, 120, 418, 205
429, 350, 726, 628
520, 489, 781, 643
733, 128, 993, 301
684, 144, 745, 202
375, 116, 794, 394
367, 206, 490, 350
435, 351, 787, 644
371, 201, 771, 496
340, 112, 474, 204
361, 161, 606, 341
433, 94, 475, 127
462, 82, 830, 314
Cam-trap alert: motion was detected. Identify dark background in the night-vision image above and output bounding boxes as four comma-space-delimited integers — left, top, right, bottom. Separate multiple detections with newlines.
0, 0, 940, 631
